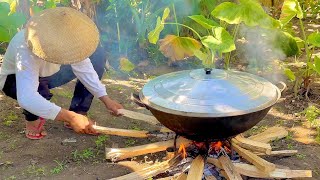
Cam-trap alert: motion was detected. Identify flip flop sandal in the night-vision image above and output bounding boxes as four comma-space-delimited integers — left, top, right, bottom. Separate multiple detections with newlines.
25, 118, 47, 140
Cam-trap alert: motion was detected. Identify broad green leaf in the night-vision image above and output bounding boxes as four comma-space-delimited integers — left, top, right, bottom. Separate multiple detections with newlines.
201, 27, 235, 53
211, 0, 278, 28
0, 2, 10, 16
272, 31, 299, 57
119, 57, 135, 72
148, 8, 170, 44
280, 0, 303, 26
188, 15, 219, 29
284, 68, 296, 81
158, 35, 202, 61
193, 49, 210, 62
211, 2, 241, 24
0, 26, 10, 42
314, 56, 320, 74
307, 32, 320, 47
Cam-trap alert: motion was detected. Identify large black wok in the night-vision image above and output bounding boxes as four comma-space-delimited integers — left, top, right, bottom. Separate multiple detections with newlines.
133, 68, 285, 141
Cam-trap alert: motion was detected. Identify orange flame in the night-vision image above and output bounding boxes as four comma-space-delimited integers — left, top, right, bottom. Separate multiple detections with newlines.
178, 144, 187, 159
211, 141, 223, 152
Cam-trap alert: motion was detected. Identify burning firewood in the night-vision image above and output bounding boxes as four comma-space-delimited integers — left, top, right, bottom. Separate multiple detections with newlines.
186, 155, 205, 180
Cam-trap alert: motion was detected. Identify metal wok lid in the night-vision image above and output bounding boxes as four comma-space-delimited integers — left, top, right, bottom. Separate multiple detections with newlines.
140, 68, 281, 117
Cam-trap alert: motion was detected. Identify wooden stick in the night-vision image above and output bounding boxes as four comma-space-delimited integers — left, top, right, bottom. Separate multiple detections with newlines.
232, 135, 272, 154
93, 125, 150, 138
248, 126, 288, 143
218, 155, 243, 180
234, 163, 312, 179
110, 160, 170, 180
175, 173, 187, 180
207, 160, 312, 179
106, 137, 192, 161
232, 143, 276, 173
187, 155, 205, 180
111, 154, 184, 180
255, 150, 298, 156
118, 109, 158, 125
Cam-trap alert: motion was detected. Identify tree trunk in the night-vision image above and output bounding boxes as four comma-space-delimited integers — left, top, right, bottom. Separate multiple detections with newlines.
17, 0, 30, 21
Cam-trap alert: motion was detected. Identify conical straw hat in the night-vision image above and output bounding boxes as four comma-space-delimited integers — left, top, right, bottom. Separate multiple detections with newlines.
25, 7, 99, 64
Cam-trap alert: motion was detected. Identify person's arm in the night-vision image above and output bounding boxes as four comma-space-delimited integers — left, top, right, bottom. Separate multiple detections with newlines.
15, 50, 61, 120
71, 58, 123, 114
15, 49, 96, 134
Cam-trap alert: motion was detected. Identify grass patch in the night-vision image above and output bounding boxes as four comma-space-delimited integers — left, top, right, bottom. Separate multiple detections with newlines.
71, 148, 95, 162
95, 135, 109, 148
4, 175, 17, 180
50, 160, 65, 174
125, 139, 136, 147
3, 111, 18, 127
25, 165, 46, 176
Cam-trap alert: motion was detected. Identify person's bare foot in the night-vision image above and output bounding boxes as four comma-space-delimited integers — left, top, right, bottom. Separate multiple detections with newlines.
25, 118, 47, 140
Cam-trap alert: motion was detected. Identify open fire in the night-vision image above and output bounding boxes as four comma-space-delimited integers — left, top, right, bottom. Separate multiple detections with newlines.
154, 139, 242, 179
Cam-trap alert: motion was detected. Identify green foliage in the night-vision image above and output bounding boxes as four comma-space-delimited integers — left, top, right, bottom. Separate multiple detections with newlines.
0, 2, 26, 42
284, 68, 296, 81
201, 27, 235, 54
211, 0, 279, 28
307, 31, 320, 47
302, 105, 320, 127
148, 7, 170, 44
95, 135, 109, 147
71, 148, 95, 162
271, 30, 299, 57
26, 165, 46, 176
280, 0, 303, 25
3, 111, 18, 127
188, 15, 219, 29
50, 160, 65, 174
119, 57, 135, 72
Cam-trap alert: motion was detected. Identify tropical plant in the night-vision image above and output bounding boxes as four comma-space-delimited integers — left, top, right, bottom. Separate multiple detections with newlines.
147, 0, 292, 69
280, 0, 320, 98
0, 1, 26, 42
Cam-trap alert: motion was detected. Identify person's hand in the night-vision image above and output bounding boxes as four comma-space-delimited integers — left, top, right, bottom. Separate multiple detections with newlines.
99, 96, 123, 116
55, 109, 98, 135
68, 113, 98, 135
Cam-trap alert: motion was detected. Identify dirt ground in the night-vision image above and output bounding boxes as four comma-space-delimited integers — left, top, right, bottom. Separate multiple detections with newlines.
0, 62, 320, 180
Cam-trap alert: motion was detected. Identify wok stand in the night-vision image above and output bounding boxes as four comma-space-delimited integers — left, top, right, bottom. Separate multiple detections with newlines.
94, 109, 312, 180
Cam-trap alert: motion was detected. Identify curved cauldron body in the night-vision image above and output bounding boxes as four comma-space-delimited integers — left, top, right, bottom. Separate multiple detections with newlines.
148, 106, 271, 141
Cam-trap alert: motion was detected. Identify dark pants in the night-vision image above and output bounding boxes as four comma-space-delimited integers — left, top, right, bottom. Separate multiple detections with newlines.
2, 47, 106, 121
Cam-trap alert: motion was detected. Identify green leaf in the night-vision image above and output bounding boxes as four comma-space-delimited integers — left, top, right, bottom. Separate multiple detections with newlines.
272, 31, 299, 57
211, 2, 241, 24
284, 68, 296, 81
193, 49, 210, 62
307, 32, 320, 47
0, 26, 10, 42
201, 27, 235, 53
280, 0, 303, 26
148, 7, 170, 44
188, 15, 219, 29
211, 0, 278, 28
314, 56, 320, 74
148, 17, 163, 44
119, 57, 135, 72
0, 2, 10, 16
45, 0, 56, 9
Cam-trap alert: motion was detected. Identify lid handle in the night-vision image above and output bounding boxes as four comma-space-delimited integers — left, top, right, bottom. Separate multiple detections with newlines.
204, 68, 212, 74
